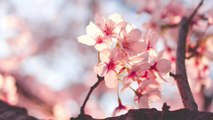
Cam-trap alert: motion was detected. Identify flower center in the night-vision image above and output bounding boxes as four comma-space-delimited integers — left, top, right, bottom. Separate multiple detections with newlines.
96, 36, 103, 44
107, 61, 115, 71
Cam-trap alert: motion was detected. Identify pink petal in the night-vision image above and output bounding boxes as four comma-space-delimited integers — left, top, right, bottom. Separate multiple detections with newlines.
156, 59, 171, 73
146, 88, 161, 101
119, 28, 127, 40
114, 21, 127, 33
129, 41, 147, 53
156, 72, 167, 81
108, 13, 123, 23
99, 49, 110, 63
134, 63, 150, 73
128, 29, 142, 42
145, 30, 158, 48
121, 77, 133, 91
129, 51, 149, 64
95, 43, 110, 51
156, 50, 164, 61
77, 35, 96, 46
93, 63, 107, 77
86, 22, 104, 37
95, 15, 105, 29
111, 47, 123, 61
204, 49, 213, 60
139, 80, 153, 90
138, 95, 149, 108
146, 71, 157, 80
104, 71, 118, 88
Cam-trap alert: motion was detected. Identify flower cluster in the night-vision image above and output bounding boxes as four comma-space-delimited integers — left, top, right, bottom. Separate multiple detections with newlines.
78, 13, 172, 108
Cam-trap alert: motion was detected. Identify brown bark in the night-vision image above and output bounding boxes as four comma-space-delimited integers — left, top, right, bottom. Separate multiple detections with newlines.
174, 0, 204, 110
0, 100, 37, 120
71, 108, 213, 120
175, 17, 198, 110
0, 100, 212, 120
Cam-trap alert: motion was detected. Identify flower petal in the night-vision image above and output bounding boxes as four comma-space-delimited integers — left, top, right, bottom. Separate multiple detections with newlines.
93, 63, 107, 77
86, 22, 104, 37
77, 35, 96, 46
128, 29, 142, 42
156, 59, 171, 73
99, 49, 110, 63
95, 15, 105, 29
138, 95, 149, 108
156, 50, 164, 61
108, 13, 123, 24
105, 71, 118, 88
129, 41, 147, 53
121, 77, 133, 91
146, 88, 161, 101
95, 43, 110, 51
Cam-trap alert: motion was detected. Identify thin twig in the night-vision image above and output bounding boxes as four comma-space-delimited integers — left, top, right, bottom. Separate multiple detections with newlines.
80, 75, 104, 114
188, 0, 204, 23
186, 23, 210, 59
175, 0, 204, 110
161, 23, 178, 29
169, 72, 181, 79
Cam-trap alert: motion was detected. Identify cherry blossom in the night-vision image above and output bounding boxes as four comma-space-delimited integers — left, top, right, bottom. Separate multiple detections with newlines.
149, 51, 172, 81
93, 49, 123, 88
95, 13, 125, 36
134, 80, 161, 108
78, 13, 172, 109
77, 22, 112, 51
118, 27, 147, 56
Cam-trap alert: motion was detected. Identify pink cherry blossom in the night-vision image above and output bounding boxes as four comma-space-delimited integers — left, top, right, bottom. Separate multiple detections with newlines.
121, 52, 151, 90
134, 80, 161, 108
94, 49, 122, 88
118, 28, 147, 56
77, 13, 172, 109
95, 13, 125, 36
149, 51, 172, 80
143, 30, 158, 51
121, 62, 150, 91
77, 22, 112, 51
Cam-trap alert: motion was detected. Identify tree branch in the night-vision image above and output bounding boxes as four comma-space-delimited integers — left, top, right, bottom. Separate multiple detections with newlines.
175, 0, 204, 110
188, 0, 204, 23
80, 75, 104, 114
71, 107, 213, 120
0, 100, 38, 120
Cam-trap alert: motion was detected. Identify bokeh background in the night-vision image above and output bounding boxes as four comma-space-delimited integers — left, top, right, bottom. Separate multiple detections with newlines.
0, 0, 212, 119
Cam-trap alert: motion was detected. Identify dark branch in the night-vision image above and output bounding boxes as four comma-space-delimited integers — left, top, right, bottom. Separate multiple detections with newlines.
0, 100, 38, 120
71, 108, 213, 120
175, 17, 198, 110
161, 23, 178, 29
169, 72, 182, 79
80, 75, 104, 114
188, 0, 204, 22
174, 0, 204, 110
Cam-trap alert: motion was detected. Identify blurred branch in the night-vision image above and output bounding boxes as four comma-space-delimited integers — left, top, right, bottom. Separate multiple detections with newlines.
161, 23, 178, 29
175, 0, 204, 110
188, 0, 204, 23
0, 100, 38, 120
201, 85, 213, 111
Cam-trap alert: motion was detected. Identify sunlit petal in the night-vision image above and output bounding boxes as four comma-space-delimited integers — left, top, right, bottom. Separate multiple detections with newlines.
77, 35, 96, 46
105, 71, 118, 88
